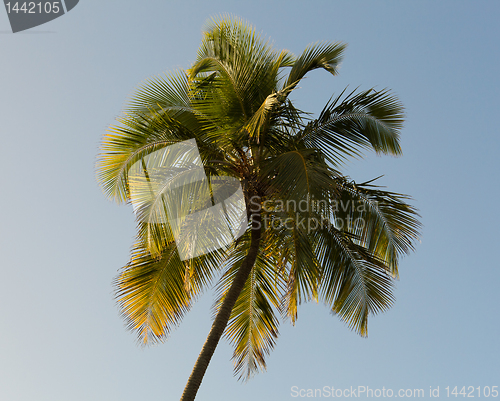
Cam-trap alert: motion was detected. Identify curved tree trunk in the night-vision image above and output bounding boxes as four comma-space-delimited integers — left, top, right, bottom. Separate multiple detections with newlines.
180, 213, 262, 401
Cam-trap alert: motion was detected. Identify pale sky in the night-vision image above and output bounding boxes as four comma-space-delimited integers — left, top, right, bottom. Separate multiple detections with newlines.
1, 1, 499, 400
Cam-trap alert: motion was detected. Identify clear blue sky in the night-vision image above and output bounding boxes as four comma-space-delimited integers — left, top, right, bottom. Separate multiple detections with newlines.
1, 1, 499, 400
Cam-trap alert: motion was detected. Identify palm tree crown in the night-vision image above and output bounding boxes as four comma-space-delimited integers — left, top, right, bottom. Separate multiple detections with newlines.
97, 15, 420, 400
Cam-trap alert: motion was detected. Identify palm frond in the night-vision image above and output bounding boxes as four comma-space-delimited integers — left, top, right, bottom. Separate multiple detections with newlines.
126, 70, 202, 132
299, 88, 404, 165
333, 178, 421, 275
244, 89, 283, 145
189, 15, 292, 131
116, 241, 227, 344
214, 236, 284, 380
285, 42, 346, 90
261, 148, 338, 203
115, 242, 192, 344
97, 110, 196, 203
281, 222, 320, 324
315, 226, 394, 336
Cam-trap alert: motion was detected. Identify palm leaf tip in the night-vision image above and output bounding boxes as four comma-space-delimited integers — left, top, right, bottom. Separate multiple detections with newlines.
285, 41, 347, 89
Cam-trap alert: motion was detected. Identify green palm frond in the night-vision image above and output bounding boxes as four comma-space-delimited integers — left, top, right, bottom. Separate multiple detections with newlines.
125, 71, 204, 136
315, 226, 394, 336
244, 87, 286, 144
188, 16, 299, 148
214, 235, 285, 380
285, 42, 347, 90
116, 242, 227, 344
97, 111, 196, 203
333, 178, 421, 275
115, 242, 192, 344
299, 88, 404, 165
282, 221, 320, 323
260, 147, 339, 211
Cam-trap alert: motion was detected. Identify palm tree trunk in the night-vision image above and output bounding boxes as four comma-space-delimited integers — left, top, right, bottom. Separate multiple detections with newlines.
180, 213, 262, 401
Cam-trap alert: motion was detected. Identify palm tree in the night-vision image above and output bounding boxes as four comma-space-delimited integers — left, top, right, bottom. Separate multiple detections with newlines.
97, 16, 421, 401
